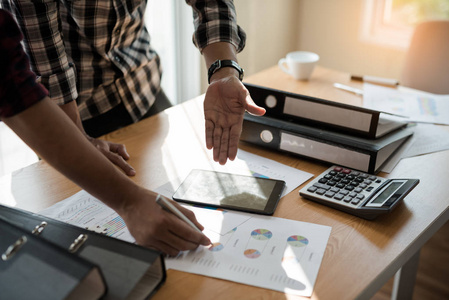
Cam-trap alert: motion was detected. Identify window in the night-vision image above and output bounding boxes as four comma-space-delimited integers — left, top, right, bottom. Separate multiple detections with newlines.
361, 0, 449, 49
145, 1, 201, 104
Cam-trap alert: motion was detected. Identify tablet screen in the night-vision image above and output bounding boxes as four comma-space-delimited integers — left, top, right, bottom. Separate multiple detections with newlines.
172, 170, 285, 215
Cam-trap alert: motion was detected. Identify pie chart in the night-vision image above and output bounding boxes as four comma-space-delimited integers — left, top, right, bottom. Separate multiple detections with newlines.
208, 242, 224, 252
251, 229, 273, 240
287, 235, 309, 247
244, 249, 261, 258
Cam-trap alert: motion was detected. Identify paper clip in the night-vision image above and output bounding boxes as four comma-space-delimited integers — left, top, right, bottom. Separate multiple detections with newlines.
31, 221, 47, 236
68, 234, 88, 253
1, 236, 27, 261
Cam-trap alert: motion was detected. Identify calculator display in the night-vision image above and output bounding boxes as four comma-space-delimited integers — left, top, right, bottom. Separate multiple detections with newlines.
366, 180, 406, 207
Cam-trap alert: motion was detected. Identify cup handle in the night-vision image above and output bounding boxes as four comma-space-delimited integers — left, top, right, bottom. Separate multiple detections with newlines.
278, 58, 290, 75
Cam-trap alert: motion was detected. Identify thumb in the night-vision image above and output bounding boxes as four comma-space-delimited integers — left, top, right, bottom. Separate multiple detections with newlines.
244, 93, 266, 116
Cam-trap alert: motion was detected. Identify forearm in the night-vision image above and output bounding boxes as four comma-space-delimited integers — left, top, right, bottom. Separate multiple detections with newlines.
2, 97, 137, 213
202, 42, 240, 82
59, 100, 87, 135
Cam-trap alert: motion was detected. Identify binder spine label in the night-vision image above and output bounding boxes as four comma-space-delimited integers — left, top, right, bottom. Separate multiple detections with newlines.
284, 96, 373, 132
280, 132, 370, 171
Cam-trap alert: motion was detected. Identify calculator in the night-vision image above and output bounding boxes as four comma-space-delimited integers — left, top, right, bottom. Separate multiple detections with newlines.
299, 166, 419, 220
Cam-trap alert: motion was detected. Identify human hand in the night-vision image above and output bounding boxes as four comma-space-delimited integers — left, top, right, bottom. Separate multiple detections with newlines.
88, 137, 136, 176
120, 189, 211, 256
204, 75, 266, 164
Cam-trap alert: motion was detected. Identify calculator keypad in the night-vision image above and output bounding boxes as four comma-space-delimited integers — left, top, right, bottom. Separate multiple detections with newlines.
302, 166, 386, 207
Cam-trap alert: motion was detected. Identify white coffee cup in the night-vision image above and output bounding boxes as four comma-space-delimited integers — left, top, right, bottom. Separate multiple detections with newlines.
278, 51, 320, 80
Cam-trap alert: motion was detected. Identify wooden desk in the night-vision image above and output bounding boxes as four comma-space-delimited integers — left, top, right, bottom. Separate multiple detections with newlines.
1, 66, 448, 300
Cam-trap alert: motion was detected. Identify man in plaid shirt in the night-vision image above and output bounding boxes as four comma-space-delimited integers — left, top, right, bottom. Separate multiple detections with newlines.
1, 8, 211, 255
2, 0, 265, 172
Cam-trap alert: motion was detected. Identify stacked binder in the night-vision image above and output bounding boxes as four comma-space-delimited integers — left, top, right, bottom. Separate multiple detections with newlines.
240, 83, 413, 174
0, 204, 166, 300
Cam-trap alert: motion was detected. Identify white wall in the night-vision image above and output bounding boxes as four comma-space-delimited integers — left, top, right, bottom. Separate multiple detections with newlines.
226, 0, 407, 85
200, 0, 301, 91
296, 0, 407, 79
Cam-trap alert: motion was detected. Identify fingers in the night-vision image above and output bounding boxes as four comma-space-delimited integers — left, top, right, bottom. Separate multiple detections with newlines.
243, 90, 266, 116
109, 142, 131, 160
228, 124, 242, 161
103, 150, 136, 176
207, 121, 240, 164
205, 119, 214, 150
167, 214, 211, 247
212, 126, 225, 164
90, 138, 136, 176
150, 212, 211, 256
175, 202, 205, 231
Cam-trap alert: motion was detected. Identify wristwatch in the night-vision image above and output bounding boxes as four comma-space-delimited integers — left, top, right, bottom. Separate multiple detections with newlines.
207, 59, 244, 84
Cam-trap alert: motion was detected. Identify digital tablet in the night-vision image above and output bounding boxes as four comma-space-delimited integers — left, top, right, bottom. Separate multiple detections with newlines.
172, 169, 286, 215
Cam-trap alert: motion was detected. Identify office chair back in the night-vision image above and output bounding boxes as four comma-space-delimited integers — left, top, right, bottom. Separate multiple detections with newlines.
401, 20, 449, 94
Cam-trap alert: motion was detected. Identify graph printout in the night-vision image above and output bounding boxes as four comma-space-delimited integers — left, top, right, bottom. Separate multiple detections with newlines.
165, 205, 331, 297
39, 192, 135, 243
362, 83, 449, 125
40, 190, 331, 297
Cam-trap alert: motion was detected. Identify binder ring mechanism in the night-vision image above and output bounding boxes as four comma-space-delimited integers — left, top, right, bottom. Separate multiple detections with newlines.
69, 234, 88, 253
30, 221, 88, 254
32, 221, 47, 236
2, 236, 27, 261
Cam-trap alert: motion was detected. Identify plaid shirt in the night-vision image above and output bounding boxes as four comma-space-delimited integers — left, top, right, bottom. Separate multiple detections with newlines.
0, 9, 47, 119
2, 0, 245, 122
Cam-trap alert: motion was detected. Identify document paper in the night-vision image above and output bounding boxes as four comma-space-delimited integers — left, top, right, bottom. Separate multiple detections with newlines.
167, 205, 331, 297
40, 191, 331, 297
362, 83, 449, 125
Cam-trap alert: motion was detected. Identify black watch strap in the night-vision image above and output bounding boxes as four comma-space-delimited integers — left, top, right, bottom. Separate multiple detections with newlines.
207, 59, 244, 84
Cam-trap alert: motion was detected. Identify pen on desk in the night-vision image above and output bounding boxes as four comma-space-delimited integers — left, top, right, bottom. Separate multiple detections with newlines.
333, 83, 364, 96
351, 75, 399, 87
155, 194, 204, 235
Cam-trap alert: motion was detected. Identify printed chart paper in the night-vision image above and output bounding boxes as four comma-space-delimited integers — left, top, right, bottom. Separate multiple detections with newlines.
363, 83, 449, 125
39, 192, 135, 243
167, 205, 332, 297
40, 190, 331, 297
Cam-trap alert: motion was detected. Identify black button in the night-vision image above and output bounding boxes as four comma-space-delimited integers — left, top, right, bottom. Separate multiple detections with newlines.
307, 186, 317, 193
334, 194, 344, 200
316, 188, 326, 195
325, 191, 335, 198
318, 178, 328, 184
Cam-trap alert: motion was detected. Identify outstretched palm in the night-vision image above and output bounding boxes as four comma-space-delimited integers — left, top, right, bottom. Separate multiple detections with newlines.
204, 76, 265, 164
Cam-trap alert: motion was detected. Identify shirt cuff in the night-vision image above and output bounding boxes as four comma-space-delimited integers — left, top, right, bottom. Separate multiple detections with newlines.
38, 64, 78, 105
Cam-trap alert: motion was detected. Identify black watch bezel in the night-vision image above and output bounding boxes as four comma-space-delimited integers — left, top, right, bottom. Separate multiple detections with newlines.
208, 59, 244, 83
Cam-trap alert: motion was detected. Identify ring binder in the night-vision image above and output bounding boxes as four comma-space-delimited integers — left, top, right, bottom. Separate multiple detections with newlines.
244, 83, 408, 139
1, 235, 27, 261
0, 204, 166, 300
32, 221, 47, 235
241, 113, 413, 174
0, 217, 107, 300
69, 234, 88, 253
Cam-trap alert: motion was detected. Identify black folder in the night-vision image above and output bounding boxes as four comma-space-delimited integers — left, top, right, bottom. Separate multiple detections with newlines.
244, 83, 407, 138
0, 217, 107, 300
0, 204, 166, 300
241, 113, 413, 174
